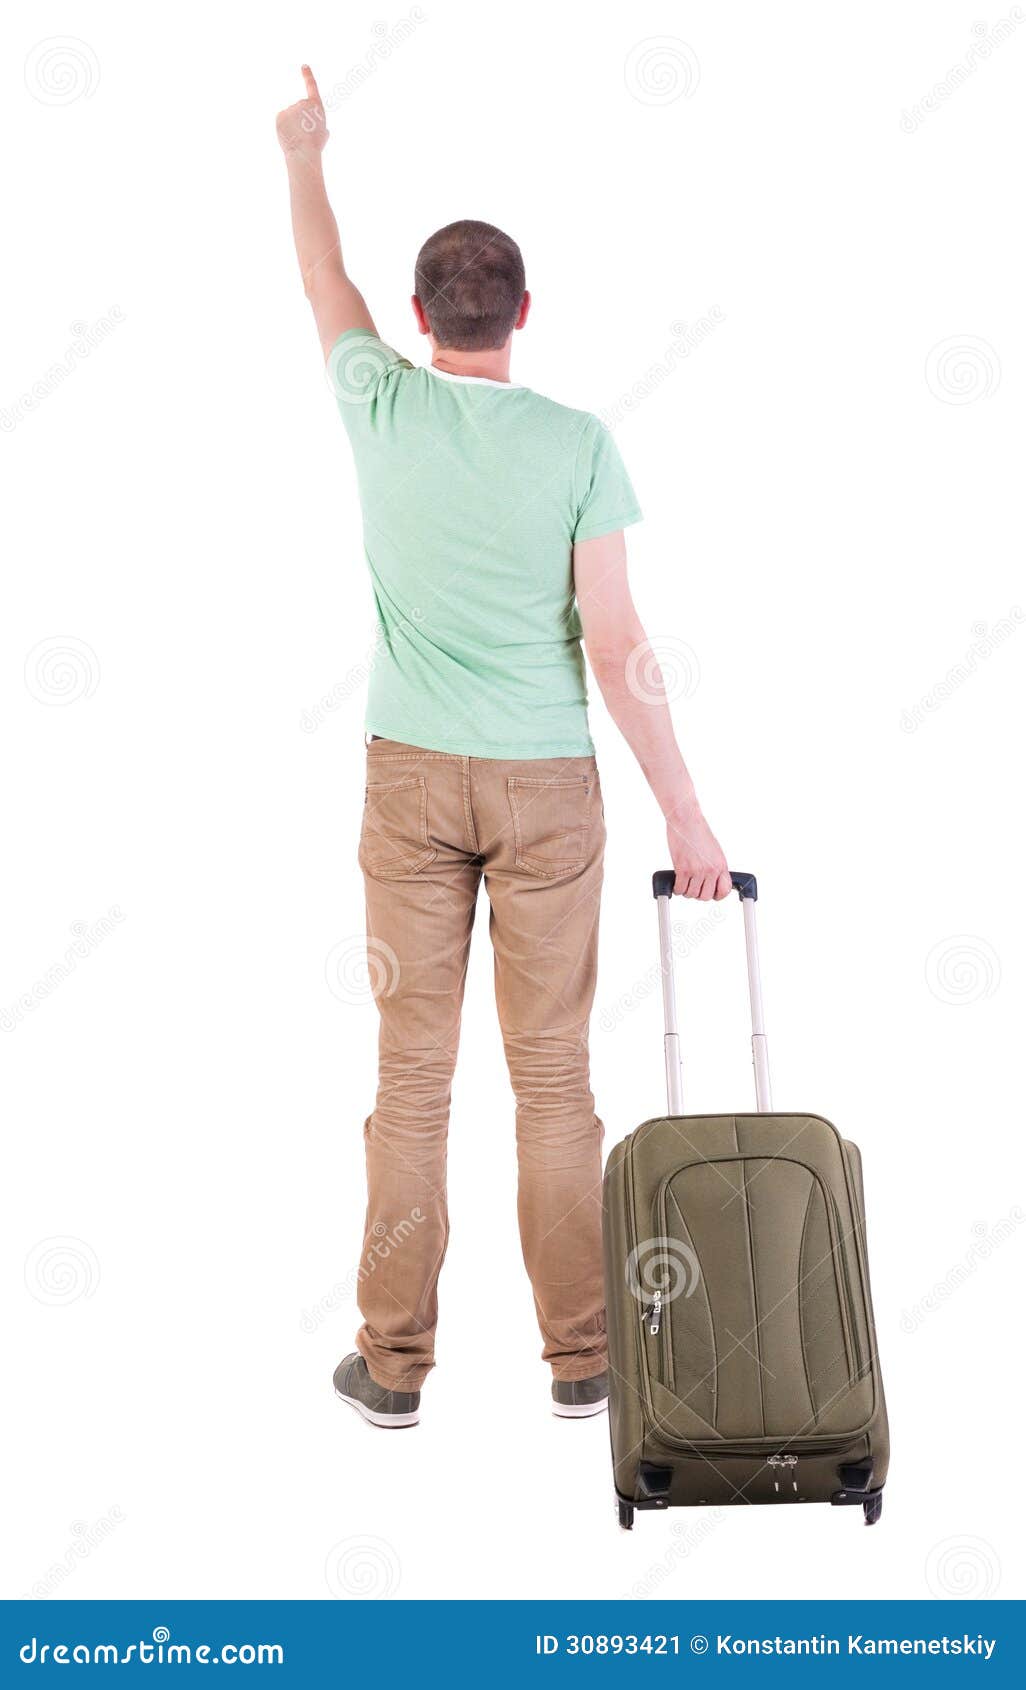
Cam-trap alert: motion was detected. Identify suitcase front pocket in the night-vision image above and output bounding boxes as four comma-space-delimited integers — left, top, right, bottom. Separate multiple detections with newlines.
646, 1156, 865, 1441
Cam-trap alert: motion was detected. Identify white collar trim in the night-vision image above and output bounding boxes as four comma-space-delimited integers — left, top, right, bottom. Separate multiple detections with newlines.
424, 365, 520, 389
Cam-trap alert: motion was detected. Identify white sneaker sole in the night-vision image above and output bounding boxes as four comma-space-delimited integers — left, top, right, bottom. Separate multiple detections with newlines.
334, 1387, 420, 1428
552, 1397, 609, 1418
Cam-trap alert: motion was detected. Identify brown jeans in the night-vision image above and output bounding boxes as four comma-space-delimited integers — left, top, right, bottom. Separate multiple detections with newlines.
354, 737, 607, 1390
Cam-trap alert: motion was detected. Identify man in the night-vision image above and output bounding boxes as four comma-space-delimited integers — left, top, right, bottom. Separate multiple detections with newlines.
277, 67, 730, 1428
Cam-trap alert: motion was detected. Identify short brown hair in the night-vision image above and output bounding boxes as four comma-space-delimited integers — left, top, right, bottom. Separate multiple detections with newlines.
414, 220, 525, 351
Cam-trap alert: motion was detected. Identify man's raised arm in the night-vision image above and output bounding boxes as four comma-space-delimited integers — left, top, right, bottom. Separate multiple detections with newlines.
276, 66, 378, 359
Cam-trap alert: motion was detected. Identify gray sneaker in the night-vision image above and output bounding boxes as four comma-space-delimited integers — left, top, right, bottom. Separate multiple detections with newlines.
552, 1371, 608, 1418
333, 1353, 420, 1428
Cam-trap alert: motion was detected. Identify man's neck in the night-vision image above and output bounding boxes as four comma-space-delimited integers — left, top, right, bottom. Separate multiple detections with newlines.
431, 345, 512, 383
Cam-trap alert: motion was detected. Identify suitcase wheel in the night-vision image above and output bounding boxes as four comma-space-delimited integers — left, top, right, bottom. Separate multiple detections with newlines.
863, 1492, 883, 1526
617, 1496, 635, 1531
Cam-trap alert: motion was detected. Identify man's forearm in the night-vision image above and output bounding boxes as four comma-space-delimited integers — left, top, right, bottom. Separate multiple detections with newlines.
574, 530, 728, 897
285, 152, 345, 296
589, 647, 697, 825
590, 640, 729, 899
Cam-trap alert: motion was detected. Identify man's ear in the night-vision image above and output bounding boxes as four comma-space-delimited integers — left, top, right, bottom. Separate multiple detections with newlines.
411, 295, 431, 336
515, 290, 531, 331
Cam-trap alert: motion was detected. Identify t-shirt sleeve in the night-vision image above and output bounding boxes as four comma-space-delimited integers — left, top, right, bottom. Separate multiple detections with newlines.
572, 417, 643, 542
326, 328, 413, 430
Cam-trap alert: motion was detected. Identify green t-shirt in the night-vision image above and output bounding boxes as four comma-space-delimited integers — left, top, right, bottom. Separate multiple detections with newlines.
329, 328, 641, 759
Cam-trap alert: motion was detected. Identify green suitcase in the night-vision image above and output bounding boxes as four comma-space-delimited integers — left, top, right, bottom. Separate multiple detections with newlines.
603, 871, 889, 1529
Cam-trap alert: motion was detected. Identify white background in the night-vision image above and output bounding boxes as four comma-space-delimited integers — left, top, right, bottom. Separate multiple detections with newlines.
3, 0, 1024, 1604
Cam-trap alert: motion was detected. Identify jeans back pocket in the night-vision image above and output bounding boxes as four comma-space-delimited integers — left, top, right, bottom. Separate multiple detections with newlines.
359, 777, 437, 878
506, 775, 591, 878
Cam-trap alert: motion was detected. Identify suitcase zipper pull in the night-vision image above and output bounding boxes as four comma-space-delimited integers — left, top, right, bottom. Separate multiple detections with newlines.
768, 1453, 799, 1493
647, 1289, 663, 1337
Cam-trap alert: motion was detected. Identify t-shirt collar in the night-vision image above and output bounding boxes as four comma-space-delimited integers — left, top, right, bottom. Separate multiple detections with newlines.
424, 365, 521, 389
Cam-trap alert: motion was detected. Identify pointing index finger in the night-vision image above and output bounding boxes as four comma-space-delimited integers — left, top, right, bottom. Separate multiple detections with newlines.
301, 64, 321, 103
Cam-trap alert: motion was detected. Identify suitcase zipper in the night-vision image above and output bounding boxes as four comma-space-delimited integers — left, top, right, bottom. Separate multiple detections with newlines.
647, 1432, 864, 1459
644, 1290, 663, 1337
826, 1189, 866, 1379
768, 1453, 799, 1493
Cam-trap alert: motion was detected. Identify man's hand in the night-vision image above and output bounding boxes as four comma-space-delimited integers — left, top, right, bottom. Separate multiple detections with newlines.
666, 805, 731, 901
277, 64, 378, 354
276, 65, 329, 158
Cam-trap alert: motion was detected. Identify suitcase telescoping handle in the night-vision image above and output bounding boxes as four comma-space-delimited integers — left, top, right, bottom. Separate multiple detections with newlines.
652, 869, 772, 1115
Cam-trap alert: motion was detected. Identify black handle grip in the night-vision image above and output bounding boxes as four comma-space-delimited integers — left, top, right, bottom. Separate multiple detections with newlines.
652, 869, 758, 900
